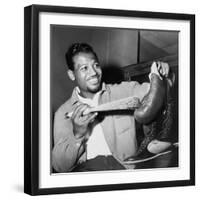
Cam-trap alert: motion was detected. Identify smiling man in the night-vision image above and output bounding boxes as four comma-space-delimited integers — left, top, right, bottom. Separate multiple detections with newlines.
52, 43, 172, 172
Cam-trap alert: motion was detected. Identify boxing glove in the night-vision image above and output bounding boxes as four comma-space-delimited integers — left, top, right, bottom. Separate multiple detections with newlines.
134, 73, 165, 124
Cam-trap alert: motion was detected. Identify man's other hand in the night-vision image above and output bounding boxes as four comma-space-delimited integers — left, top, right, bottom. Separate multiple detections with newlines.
151, 61, 170, 79
157, 61, 170, 78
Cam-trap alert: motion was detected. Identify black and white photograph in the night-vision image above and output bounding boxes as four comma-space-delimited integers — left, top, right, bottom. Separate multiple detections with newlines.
1, 0, 200, 199
24, 4, 195, 195
51, 26, 179, 173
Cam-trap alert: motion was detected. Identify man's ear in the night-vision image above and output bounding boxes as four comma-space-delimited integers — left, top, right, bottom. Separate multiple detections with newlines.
67, 70, 75, 81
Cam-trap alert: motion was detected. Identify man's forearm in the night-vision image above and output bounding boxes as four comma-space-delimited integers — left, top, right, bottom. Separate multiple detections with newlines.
52, 136, 85, 172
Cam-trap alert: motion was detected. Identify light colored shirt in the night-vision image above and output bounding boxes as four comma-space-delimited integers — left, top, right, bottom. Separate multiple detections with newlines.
52, 81, 150, 172
75, 87, 112, 159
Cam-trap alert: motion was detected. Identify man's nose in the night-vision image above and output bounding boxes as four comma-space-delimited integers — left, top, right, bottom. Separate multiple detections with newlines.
88, 65, 97, 76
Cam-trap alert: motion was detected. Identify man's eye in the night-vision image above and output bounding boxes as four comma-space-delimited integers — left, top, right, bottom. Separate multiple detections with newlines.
94, 63, 100, 68
80, 66, 88, 71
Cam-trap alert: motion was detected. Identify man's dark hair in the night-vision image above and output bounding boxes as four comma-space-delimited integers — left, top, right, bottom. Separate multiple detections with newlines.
65, 43, 99, 71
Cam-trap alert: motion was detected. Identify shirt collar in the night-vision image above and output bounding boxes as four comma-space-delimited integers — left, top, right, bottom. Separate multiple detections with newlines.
70, 82, 107, 106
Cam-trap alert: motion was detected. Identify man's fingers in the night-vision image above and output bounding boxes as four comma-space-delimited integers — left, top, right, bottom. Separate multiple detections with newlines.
76, 105, 90, 119
164, 63, 170, 77
160, 62, 166, 76
159, 66, 163, 75
85, 112, 98, 124
156, 61, 170, 77
82, 107, 92, 115
71, 104, 83, 119
151, 61, 162, 80
157, 61, 161, 70
72, 104, 88, 119
156, 61, 163, 75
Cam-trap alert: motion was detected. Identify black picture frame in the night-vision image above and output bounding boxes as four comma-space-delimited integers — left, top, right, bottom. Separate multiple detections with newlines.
24, 4, 195, 195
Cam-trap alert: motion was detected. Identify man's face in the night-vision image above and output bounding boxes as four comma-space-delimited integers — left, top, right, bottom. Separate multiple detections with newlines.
70, 52, 102, 97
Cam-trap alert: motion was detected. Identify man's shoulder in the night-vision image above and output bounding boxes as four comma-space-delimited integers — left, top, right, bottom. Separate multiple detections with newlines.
55, 97, 73, 118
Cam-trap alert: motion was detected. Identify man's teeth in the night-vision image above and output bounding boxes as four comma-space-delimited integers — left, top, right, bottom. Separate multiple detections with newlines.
89, 78, 98, 84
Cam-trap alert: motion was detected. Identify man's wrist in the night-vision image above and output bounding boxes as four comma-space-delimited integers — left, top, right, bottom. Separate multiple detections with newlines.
74, 134, 86, 148
74, 132, 85, 140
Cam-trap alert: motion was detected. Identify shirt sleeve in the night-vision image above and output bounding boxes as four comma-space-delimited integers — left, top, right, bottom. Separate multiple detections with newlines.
110, 81, 150, 102
52, 109, 86, 172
